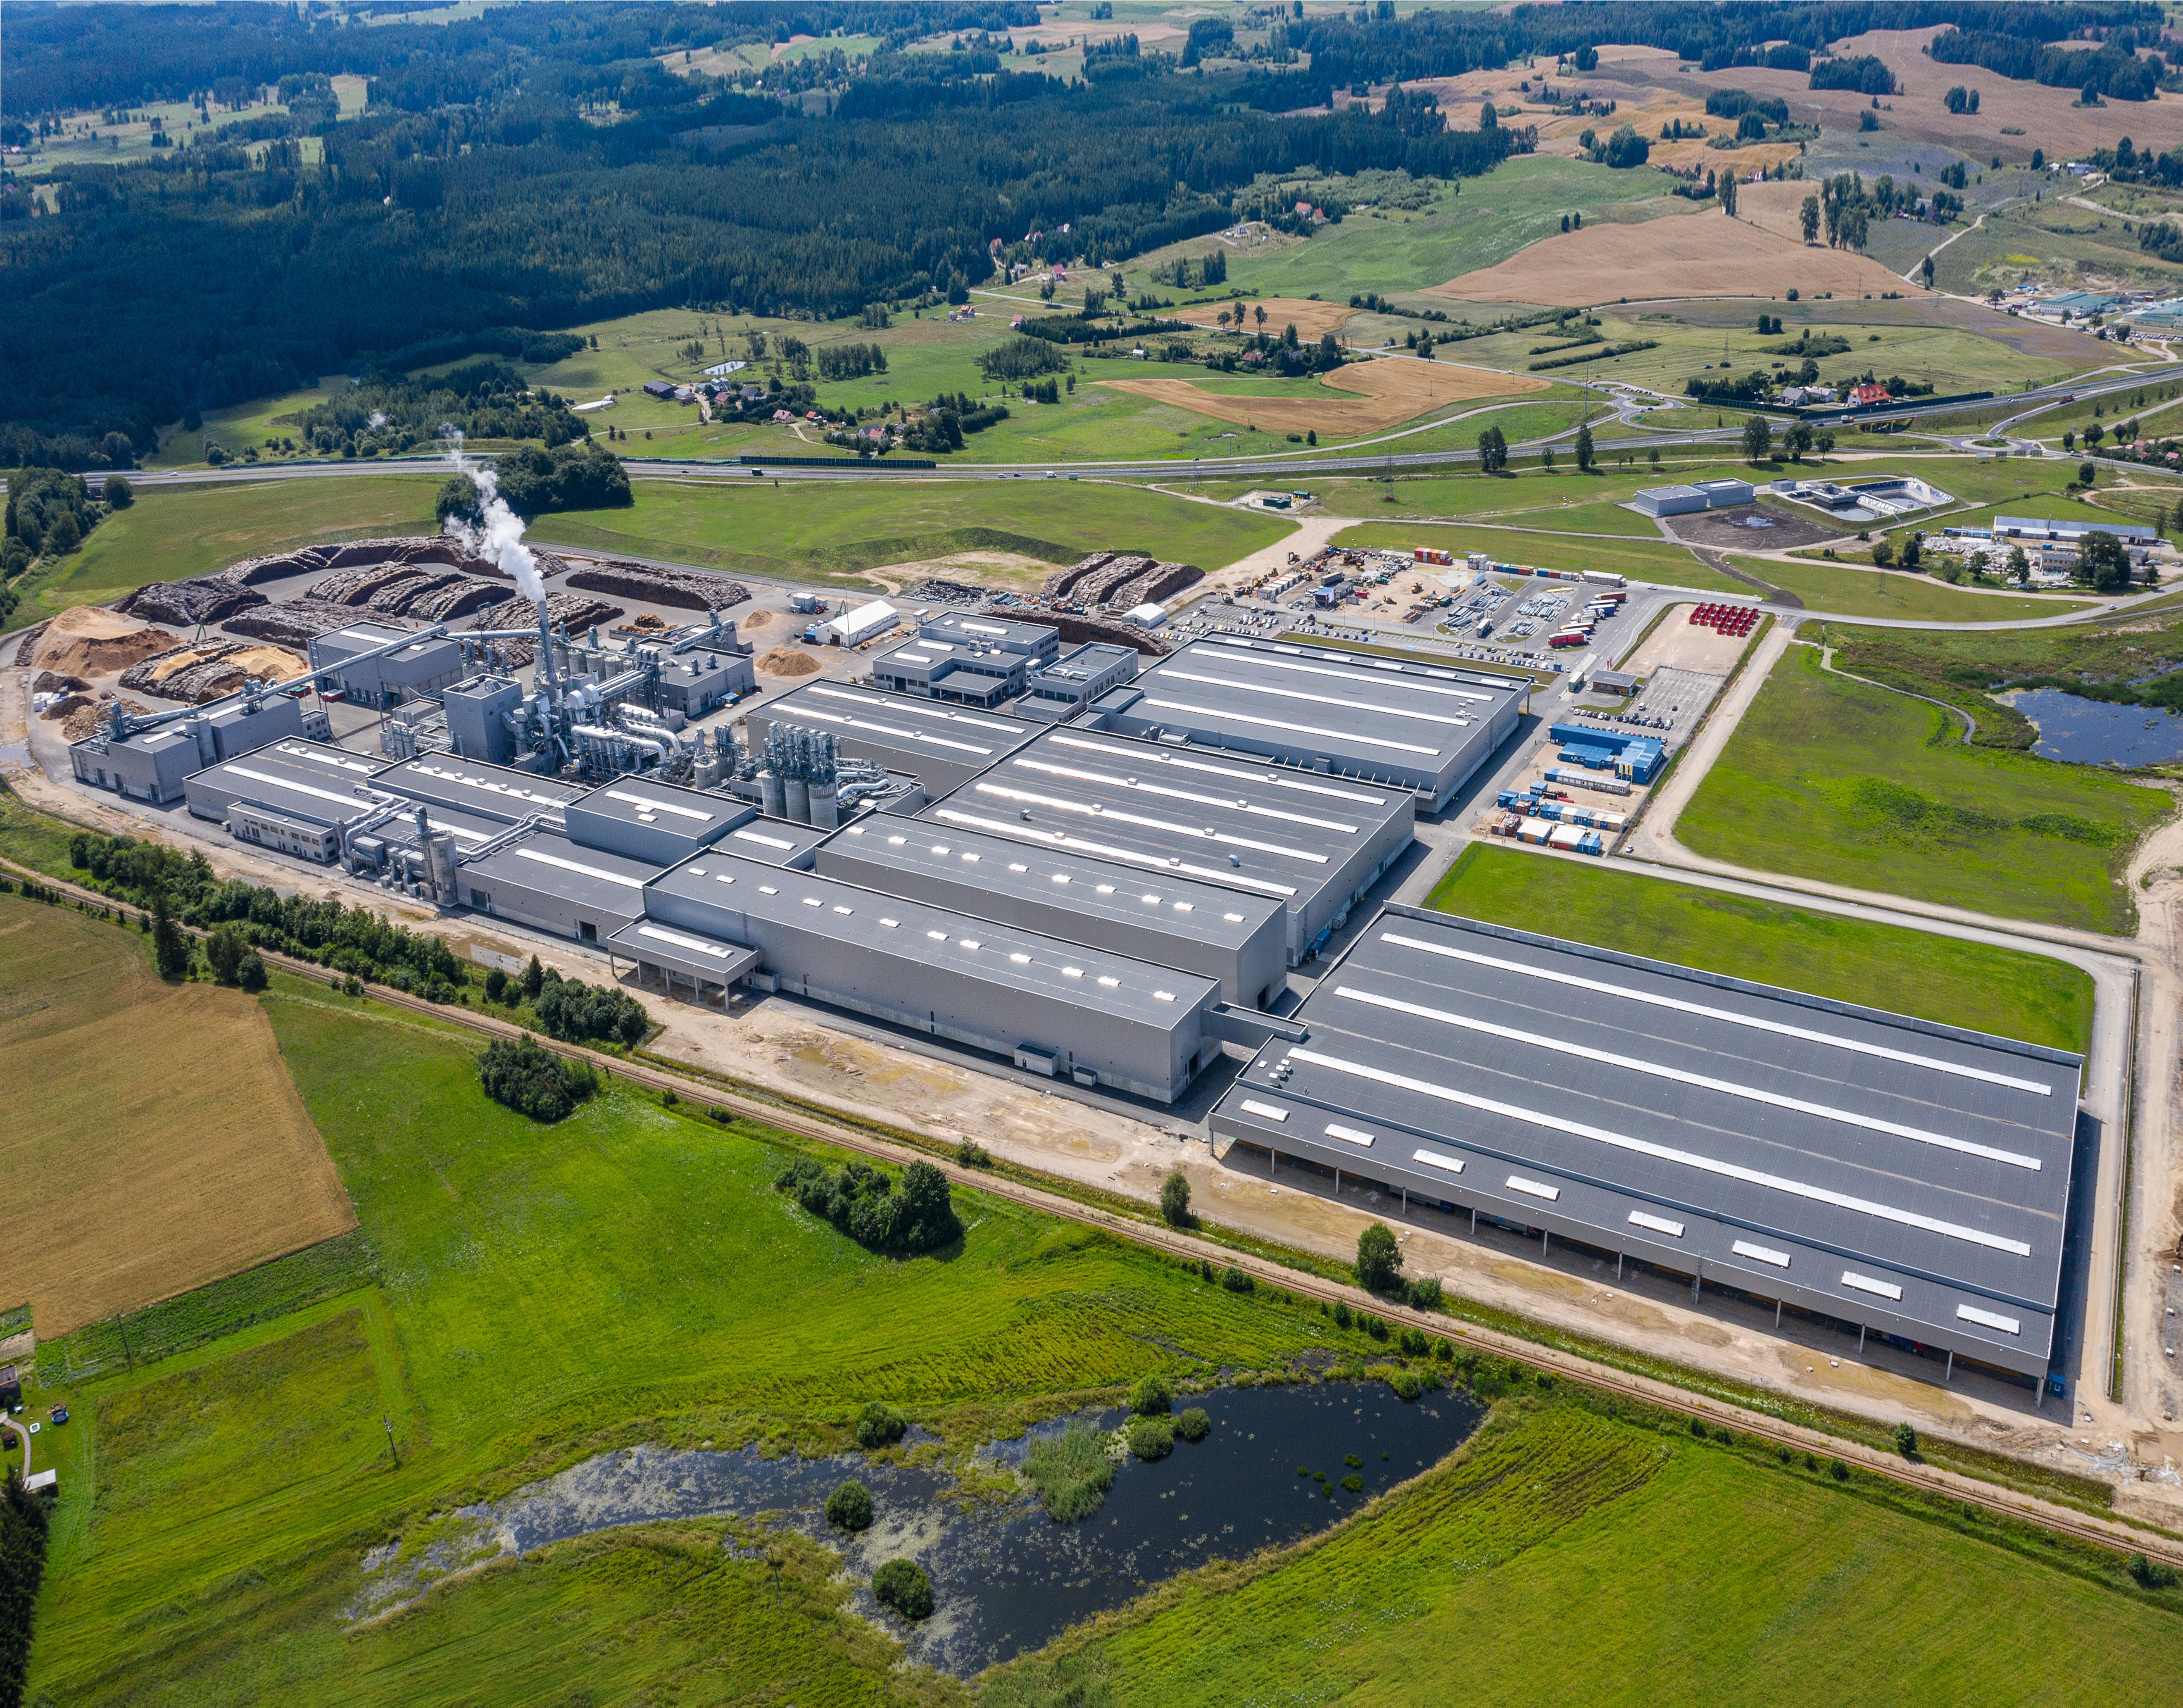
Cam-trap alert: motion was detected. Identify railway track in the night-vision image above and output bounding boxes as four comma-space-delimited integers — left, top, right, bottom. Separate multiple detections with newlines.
10, 857, 2183, 1571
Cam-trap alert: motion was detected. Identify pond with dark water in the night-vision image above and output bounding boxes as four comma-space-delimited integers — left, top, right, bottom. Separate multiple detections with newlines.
2000, 687, 2183, 766
360, 1380, 1483, 1675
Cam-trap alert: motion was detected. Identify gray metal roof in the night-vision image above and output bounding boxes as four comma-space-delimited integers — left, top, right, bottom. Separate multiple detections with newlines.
373, 754, 585, 825
1214, 909, 2081, 1364
927, 724, 1411, 911
566, 776, 749, 837
645, 849, 1219, 1028
364, 801, 506, 856
716, 815, 830, 866
921, 610, 1058, 653
187, 738, 392, 826
754, 680, 1038, 766
824, 817, 1284, 949
1121, 636, 1524, 785
460, 830, 663, 910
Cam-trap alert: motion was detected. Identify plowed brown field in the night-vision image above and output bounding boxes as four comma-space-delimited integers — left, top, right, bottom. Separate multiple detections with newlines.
0, 898, 354, 1335
1098, 358, 1544, 434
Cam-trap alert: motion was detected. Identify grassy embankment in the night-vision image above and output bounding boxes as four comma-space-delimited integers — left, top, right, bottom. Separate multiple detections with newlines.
985, 1399, 2183, 1706
533, 476, 1293, 587
1680, 643, 2172, 932
1729, 556, 2095, 622
5, 476, 442, 630
1429, 842, 2092, 1053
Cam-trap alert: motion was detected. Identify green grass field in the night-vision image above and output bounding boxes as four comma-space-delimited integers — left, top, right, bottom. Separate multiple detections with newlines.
988, 1400, 2183, 1706
9, 476, 443, 628
531, 476, 1290, 585
1679, 644, 2171, 932
1428, 843, 2092, 1051
27, 982, 1336, 1701
1732, 556, 2095, 623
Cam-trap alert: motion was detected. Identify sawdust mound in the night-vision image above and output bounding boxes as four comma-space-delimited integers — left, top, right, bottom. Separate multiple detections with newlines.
62, 695, 148, 740
742, 609, 773, 628
758, 647, 822, 677
31, 671, 90, 695
28, 607, 181, 678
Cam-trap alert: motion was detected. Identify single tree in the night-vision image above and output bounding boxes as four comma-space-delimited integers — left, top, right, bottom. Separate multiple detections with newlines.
2079, 460, 2097, 488
1719, 173, 1738, 218
1159, 1170, 1192, 1227
2062, 428, 2076, 452
205, 922, 248, 986
521, 954, 545, 1000
150, 893, 189, 980
1740, 413, 1773, 463
2078, 529, 2131, 593
102, 473, 134, 507
1356, 1221, 1403, 1294
1893, 1421, 1918, 1458
1900, 533, 1922, 569
826, 1480, 875, 1531
2007, 544, 2030, 585
1476, 423, 1508, 473
1254, 304, 1267, 333
1574, 421, 1595, 471
1799, 195, 1820, 244
1871, 536, 1896, 566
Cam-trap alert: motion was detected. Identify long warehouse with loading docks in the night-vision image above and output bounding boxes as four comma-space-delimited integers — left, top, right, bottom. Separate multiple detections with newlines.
1210, 907, 2083, 1384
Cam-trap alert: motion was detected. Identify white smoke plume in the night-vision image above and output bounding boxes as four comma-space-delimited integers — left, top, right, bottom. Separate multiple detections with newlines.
439, 425, 545, 602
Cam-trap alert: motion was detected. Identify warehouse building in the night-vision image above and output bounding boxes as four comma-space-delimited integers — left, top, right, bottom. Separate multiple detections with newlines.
1016, 642, 1140, 724
744, 681, 1039, 800
650, 648, 755, 718
563, 775, 747, 866
1211, 908, 2082, 1382
816, 817, 1288, 1007
458, 830, 661, 943
307, 621, 465, 704
642, 850, 1222, 1101
712, 815, 828, 869
373, 754, 585, 826
1092, 636, 1524, 810
69, 694, 306, 806
1631, 478, 1754, 518
1995, 514, 2159, 547
926, 724, 1415, 963
183, 737, 397, 862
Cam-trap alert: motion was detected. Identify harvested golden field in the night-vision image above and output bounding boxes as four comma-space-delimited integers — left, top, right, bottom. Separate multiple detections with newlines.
0, 897, 354, 1335
1435, 204, 1908, 306
1098, 358, 1543, 434
1170, 296, 1354, 339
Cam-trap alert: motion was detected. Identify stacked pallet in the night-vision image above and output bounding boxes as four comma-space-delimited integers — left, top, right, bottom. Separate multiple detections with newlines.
114, 577, 270, 628
562, 558, 750, 612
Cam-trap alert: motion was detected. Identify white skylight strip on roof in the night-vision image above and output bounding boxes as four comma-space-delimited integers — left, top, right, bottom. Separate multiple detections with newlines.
416, 817, 490, 843
1140, 697, 1441, 759
1239, 1099, 1289, 1122
1161, 668, 1474, 730
973, 783, 1330, 866
1198, 643, 1500, 703
1048, 733, 1389, 806
1956, 1303, 2021, 1335
731, 829, 797, 850
1732, 1239, 1791, 1268
932, 809, 1299, 898
1325, 1123, 1375, 1147
781, 705, 995, 758
1377, 932, 2056, 1099
1507, 1175, 1561, 1202
1629, 1211, 1685, 1238
511, 847, 647, 888
1841, 1271, 1904, 1302
1413, 1147, 1465, 1174
1333, 985, 2043, 1173
1013, 757, 1360, 835
272, 740, 378, 775
604, 788, 713, 822
1284, 1047, 2034, 1258
806, 683, 1024, 735
221, 765, 378, 812
637, 923, 736, 959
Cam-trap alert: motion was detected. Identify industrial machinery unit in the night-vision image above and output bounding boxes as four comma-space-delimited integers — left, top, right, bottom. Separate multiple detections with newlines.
1014, 642, 1141, 724
71, 692, 307, 805
744, 681, 1038, 801
739, 723, 907, 830
307, 621, 466, 705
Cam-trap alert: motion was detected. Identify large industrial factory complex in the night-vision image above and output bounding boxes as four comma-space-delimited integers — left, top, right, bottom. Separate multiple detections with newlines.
46, 571, 2093, 1387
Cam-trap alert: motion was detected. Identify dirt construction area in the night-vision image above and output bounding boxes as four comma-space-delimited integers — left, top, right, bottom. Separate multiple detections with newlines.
1097, 359, 1544, 435
1435, 202, 1908, 306
1661, 502, 1843, 554
0, 897, 356, 1336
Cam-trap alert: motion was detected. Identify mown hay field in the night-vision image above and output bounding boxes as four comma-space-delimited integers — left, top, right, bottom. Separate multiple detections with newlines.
1097, 358, 1544, 434
0, 897, 354, 1335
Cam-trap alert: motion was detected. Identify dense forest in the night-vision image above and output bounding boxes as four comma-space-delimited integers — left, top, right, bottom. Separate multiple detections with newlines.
0, 0, 2165, 468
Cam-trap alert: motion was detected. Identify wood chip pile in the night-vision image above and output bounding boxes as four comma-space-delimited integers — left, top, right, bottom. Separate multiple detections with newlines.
226, 599, 405, 649
115, 577, 270, 628
468, 590, 626, 666
226, 535, 503, 587
303, 563, 501, 620
119, 642, 307, 704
